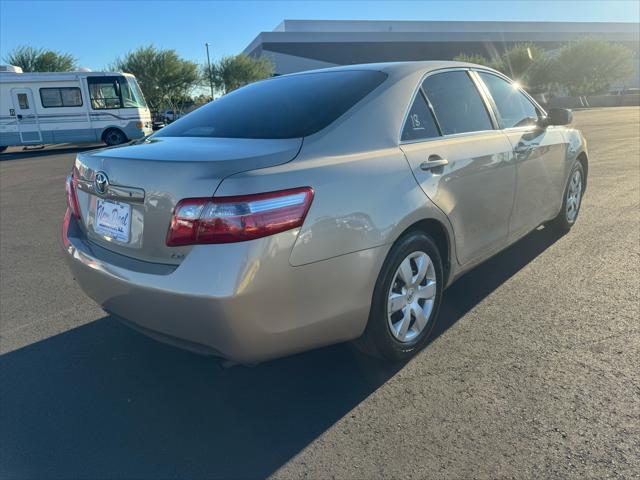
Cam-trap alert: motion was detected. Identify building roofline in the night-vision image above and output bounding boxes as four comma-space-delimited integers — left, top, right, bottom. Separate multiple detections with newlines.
243, 19, 640, 55
276, 19, 640, 33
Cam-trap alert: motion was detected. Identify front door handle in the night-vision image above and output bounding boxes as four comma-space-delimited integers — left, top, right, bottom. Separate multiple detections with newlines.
420, 155, 449, 171
514, 146, 532, 154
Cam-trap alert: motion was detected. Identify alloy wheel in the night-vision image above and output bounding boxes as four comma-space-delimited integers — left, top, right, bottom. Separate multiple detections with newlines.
387, 251, 437, 343
566, 169, 583, 223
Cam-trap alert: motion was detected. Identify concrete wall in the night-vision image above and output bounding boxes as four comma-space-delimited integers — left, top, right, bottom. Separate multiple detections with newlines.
549, 94, 640, 109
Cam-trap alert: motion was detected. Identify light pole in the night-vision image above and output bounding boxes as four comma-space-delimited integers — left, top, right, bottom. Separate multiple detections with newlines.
205, 42, 214, 100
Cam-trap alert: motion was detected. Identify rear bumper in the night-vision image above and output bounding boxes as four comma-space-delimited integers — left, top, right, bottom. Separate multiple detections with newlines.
63, 213, 386, 363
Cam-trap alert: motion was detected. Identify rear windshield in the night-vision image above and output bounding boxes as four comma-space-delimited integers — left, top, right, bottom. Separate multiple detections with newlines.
155, 70, 387, 139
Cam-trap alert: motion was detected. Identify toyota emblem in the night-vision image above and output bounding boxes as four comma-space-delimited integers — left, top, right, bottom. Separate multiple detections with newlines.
94, 171, 109, 195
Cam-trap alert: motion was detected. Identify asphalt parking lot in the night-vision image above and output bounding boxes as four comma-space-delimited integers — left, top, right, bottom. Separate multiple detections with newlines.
0, 107, 638, 479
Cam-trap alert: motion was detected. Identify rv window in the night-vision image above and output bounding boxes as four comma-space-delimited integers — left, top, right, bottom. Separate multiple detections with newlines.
61, 88, 82, 107
86, 76, 146, 110
40, 88, 83, 108
120, 77, 147, 108
87, 76, 122, 110
17, 93, 29, 109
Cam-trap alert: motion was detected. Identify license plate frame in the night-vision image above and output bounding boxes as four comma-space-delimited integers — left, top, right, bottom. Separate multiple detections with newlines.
93, 198, 132, 243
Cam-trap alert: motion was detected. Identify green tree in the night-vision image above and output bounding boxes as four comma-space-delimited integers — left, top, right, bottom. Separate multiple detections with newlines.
454, 44, 553, 92
500, 43, 554, 92
210, 54, 273, 94
191, 93, 213, 105
112, 45, 200, 113
553, 37, 635, 96
4, 45, 76, 72
500, 43, 544, 80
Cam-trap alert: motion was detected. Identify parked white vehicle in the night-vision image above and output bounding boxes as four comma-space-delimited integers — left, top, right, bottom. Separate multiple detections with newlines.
0, 65, 152, 152
160, 109, 177, 123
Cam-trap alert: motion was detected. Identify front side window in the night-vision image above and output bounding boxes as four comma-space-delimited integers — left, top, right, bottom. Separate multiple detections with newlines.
87, 76, 122, 109
401, 92, 440, 142
156, 70, 387, 139
120, 77, 147, 108
17, 93, 29, 109
40, 87, 82, 108
478, 72, 539, 128
422, 71, 493, 135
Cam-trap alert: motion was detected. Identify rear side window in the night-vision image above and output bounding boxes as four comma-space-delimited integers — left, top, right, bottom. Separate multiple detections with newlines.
422, 71, 493, 135
478, 72, 540, 128
156, 70, 388, 139
40, 87, 83, 108
401, 92, 440, 141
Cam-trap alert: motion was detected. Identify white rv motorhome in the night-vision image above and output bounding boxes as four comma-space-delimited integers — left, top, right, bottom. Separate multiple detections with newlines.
0, 65, 152, 152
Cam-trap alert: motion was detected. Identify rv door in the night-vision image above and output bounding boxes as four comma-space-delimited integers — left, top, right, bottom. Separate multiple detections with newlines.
11, 88, 42, 144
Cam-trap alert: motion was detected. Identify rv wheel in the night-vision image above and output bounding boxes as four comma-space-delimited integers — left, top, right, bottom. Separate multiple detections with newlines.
103, 128, 127, 146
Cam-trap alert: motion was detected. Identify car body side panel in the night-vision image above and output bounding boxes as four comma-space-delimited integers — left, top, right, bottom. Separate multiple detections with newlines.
563, 128, 589, 185
563, 128, 587, 164
401, 131, 516, 266
214, 146, 454, 270
502, 125, 570, 238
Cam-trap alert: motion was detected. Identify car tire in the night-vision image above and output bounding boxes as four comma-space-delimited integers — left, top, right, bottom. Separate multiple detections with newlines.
0, 146, 8, 153
356, 231, 444, 363
103, 128, 128, 146
549, 162, 585, 233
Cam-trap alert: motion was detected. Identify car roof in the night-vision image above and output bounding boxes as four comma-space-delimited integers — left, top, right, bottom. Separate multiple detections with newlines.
284, 60, 501, 79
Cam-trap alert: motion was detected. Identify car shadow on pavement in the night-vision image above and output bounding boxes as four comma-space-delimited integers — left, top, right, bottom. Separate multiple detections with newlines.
0, 226, 562, 479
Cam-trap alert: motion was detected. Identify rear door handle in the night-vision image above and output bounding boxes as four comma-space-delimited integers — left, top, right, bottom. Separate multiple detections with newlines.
420, 155, 449, 171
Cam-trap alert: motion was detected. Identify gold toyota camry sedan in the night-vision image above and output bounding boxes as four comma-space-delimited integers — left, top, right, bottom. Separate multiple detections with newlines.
63, 61, 587, 363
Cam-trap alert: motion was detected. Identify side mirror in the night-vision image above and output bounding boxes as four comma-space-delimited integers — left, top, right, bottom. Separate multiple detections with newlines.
545, 108, 573, 126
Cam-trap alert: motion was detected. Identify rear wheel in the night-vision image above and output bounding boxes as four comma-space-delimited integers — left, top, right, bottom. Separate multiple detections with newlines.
549, 162, 584, 232
102, 128, 128, 146
356, 231, 443, 362
0, 146, 7, 153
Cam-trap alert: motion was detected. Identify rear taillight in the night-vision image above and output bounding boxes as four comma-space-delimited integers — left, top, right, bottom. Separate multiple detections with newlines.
65, 174, 81, 218
166, 187, 314, 246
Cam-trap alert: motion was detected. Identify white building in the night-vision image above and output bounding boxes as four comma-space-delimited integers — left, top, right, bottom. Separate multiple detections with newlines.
244, 19, 640, 87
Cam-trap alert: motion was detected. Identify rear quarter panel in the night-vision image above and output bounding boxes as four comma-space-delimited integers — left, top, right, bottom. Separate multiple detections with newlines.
215, 146, 454, 268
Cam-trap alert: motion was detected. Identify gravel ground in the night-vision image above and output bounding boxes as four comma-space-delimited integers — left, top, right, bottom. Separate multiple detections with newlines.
0, 108, 638, 479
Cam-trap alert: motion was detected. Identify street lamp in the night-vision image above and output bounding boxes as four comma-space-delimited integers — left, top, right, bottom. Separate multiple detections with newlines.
205, 42, 214, 100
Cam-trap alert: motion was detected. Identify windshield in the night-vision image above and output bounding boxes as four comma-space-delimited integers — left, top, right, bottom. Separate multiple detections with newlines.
121, 76, 147, 109
155, 70, 387, 139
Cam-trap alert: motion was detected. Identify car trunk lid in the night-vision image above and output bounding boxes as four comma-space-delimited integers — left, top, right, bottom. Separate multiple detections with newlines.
73, 136, 302, 265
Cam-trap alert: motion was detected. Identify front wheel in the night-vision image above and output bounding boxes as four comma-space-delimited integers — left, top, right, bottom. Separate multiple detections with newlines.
549, 162, 585, 232
355, 231, 444, 362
